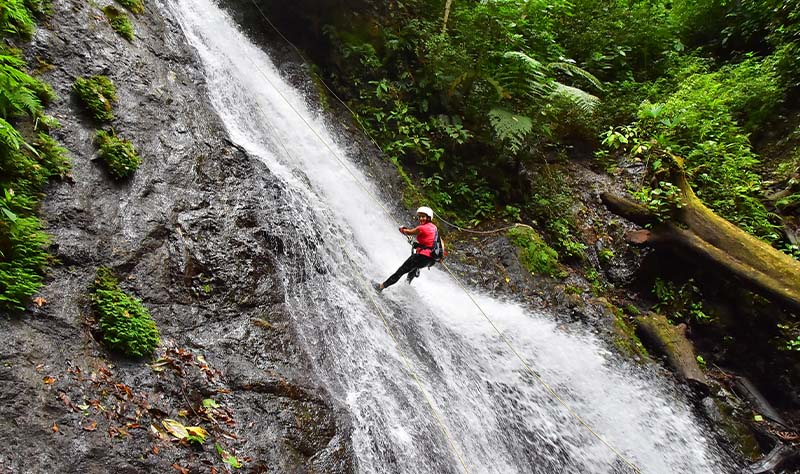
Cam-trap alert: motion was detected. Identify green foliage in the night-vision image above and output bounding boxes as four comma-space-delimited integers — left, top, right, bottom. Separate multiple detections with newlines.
0, 215, 49, 310
0, 0, 36, 39
696, 355, 707, 369
554, 0, 677, 81
72, 75, 117, 122
631, 180, 686, 223
22, 0, 54, 18
95, 129, 141, 179
601, 56, 783, 244
598, 248, 614, 264
488, 108, 532, 155
507, 226, 562, 278
584, 267, 604, 296
524, 170, 586, 260
652, 277, 710, 323
116, 0, 144, 15
91, 267, 160, 358
102, 6, 134, 41
776, 324, 800, 352
0, 7, 69, 312
0, 54, 55, 117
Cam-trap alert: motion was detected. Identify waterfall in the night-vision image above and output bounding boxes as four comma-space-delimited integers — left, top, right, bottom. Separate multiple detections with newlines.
167, 1, 734, 472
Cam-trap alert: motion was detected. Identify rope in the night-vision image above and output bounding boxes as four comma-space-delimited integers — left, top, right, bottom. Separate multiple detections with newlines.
230, 3, 642, 472
440, 262, 641, 473
433, 213, 532, 235
245, 53, 471, 472
345, 247, 473, 474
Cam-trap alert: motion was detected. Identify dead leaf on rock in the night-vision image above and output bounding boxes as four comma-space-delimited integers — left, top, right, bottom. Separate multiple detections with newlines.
150, 424, 170, 441
162, 419, 188, 439
58, 392, 77, 411
83, 420, 98, 431
51, 422, 59, 433
171, 463, 189, 474
35, 364, 44, 372
43, 376, 55, 384
33, 296, 46, 307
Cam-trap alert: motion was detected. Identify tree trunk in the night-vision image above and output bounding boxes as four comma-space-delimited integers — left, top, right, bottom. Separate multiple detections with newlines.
442, 0, 452, 33
601, 155, 800, 313
636, 312, 708, 390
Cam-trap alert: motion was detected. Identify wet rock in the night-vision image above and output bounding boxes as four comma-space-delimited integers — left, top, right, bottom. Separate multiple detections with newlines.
2, 0, 353, 472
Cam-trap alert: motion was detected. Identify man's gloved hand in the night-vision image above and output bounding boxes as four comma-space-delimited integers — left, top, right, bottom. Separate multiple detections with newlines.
399, 226, 407, 234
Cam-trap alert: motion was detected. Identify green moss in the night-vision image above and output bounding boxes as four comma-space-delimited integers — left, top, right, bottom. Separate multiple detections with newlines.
610, 306, 650, 361
95, 129, 141, 179
102, 6, 134, 41
91, 267, 160, 358
115, 0, 144, 14
72, 75, 117, 122
507, 226, 563, 278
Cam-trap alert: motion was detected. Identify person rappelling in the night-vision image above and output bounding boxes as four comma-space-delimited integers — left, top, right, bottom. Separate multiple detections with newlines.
373, 206, 445, 292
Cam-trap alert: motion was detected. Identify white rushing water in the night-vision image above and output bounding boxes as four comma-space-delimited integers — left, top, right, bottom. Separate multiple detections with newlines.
168, 1, 735, 472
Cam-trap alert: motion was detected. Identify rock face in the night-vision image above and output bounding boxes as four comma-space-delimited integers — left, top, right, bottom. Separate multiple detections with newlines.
0, 0, 352, 472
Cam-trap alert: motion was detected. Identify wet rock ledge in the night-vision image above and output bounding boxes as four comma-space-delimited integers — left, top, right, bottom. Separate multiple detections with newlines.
0, 0, 353, 472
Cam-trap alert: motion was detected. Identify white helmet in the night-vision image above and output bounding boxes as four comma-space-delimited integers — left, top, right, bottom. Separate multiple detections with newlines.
416, 206, 434, 218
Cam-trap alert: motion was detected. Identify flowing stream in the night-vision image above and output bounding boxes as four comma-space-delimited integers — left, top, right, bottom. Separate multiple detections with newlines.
167, 1, 736, 472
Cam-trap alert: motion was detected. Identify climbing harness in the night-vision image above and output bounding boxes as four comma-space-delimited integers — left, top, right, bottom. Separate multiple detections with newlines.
234, 3, 643, 473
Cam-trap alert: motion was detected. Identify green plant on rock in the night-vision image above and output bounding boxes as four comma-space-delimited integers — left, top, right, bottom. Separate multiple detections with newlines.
598, 248, 615, 264
777, 323, 800, 352
0, 11, 69, 311
116, 0, 144, 15
0, 0, 36, 39
507, 226, 563, 278
652, 277, 710, 323
72, 75, 117, 122
95, 129, 140, 179
102, 6, 134, 41
91, 267, 160, 358
0, 213, 50, 310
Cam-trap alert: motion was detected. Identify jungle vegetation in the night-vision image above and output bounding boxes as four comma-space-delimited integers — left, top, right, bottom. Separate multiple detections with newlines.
0, 0, 69, 311
286, 0, 800, 355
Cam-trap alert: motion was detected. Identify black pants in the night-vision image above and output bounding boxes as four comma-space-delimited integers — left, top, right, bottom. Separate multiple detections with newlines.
383, 253, 434, 288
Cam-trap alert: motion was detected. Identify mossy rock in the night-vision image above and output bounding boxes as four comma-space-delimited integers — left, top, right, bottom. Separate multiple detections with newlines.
91, 267, 160, 358
507, 226, 563, 278
95, 129, 141, 179
102, 5, 134, 41
72, 75, 117, 122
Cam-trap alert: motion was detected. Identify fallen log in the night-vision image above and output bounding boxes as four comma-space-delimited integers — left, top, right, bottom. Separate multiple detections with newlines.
635, 312, 708, 391
601, 155, 800, 314
749, 442, 800, 474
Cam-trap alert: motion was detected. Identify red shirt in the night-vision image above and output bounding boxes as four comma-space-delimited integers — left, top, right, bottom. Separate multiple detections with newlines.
415, 222, 437, 258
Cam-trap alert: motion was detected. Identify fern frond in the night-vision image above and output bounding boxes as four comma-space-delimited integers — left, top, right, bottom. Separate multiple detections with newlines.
551, 83, 600, 113
502, 51, 546, 75
498, 51, 553, 101
548, 62, 604, 91
488, 107, 533, 154
0, 0, 36, 39
0, 117, 25, 151
0, 75, 42, 118
0, 53, 26, 69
